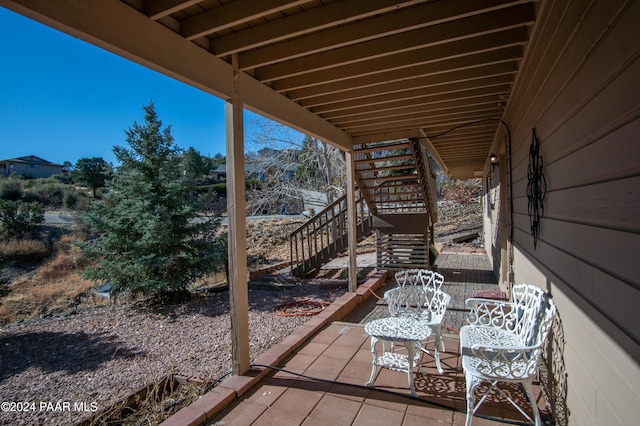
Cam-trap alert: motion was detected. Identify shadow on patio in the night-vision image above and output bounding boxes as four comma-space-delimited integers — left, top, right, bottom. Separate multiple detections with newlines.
162, 249, 550, 426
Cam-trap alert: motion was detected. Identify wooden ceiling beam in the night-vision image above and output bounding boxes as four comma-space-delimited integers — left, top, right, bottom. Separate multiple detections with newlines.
423, 120, 501, 137
432, 136, 498, 147
286, 46, 522, 100
352, 130, 424, 145
329, 96, 502, 126
438, 152, 493, 160
240, 0, 527, 69
313, 76, 512, 116
434, 141, 494, 151
318, 84, 511, 119
419, 115, 504, 131
427, 122, 498, 135
144, 0, 202, 20
336, 105, 501, 130
181, 0, 310, 40
429, 133, 498, 145
253, 3, 534, 78
435, 150, 494, 159
210, 0, 425, 56
352, 119, 498, 139
269, 28, 529, 91
297, 61, 517, 107
347, 112, 500, 136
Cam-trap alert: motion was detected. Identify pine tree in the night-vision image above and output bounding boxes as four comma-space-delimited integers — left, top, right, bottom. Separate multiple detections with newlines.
71, 157, 112, 197
80, 101, 226, 297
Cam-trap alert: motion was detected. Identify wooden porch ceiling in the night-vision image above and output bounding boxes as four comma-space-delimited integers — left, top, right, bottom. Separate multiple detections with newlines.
1, 0, 537, 179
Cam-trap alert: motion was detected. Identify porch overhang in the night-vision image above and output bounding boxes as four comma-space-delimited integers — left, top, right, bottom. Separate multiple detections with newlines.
0, 0, 537, 177
0, 0, 539, 375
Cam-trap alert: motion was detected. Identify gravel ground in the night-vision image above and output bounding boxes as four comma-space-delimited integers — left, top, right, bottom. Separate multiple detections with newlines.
0, 281, 344, 426
0, 203, 480, 425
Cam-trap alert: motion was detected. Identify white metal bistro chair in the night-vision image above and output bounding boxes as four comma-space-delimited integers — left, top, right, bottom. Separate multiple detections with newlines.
394, 268, 422, 287
392, 269, 448, 369
366, 285, 433, 396
420, 289, 451, 373
394, 268, 444, 293
460, 284, 556, 426
394, 269, 448, 371
385, 278, 451, 374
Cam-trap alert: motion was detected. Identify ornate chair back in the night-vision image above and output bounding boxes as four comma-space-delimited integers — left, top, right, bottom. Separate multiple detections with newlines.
385, 286, 425, 318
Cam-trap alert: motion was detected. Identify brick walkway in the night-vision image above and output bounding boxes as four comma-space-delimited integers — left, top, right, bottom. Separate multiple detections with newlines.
343, 249, 500, 334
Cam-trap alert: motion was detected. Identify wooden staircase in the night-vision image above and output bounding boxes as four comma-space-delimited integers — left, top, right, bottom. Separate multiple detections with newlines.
290, 138, 437, 277
354, 138, 437, 271
289, 190, 373, 278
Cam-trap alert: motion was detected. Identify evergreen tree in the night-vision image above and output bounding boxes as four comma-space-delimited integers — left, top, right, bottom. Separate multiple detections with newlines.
80, 101, 226, 297
211, 153, 225, 169
71, 157, 112, 197
181, 146, 210, 178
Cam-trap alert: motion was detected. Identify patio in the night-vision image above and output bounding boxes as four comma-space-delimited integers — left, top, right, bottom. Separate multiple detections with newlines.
161, 248, 550, 426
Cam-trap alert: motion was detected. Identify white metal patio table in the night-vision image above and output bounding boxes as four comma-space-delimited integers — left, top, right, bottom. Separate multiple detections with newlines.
364, 314, 432, 397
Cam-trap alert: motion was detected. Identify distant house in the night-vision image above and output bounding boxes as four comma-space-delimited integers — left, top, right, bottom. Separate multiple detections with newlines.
282, 163, 298, 181
211, 163, 272, 183
0, 155, 65, 178
211, 163, 227, 182
244, 163, 266, 181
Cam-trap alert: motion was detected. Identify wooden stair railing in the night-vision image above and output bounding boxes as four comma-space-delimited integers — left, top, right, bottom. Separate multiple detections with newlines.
353, 138, 438, 271
289, 190, 373, 278
289, 138, 437, 277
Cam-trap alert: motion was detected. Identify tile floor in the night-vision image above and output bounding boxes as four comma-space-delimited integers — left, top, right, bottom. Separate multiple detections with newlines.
206, 323, 549, 425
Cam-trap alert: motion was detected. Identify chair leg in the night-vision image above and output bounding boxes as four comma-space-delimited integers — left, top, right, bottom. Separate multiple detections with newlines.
420, 326, 444, 373
433, 326, 443, 373
464, 371, 482, 426
365, 337, 379, 388
405, 341, 418, 397
522, 380, 542, 426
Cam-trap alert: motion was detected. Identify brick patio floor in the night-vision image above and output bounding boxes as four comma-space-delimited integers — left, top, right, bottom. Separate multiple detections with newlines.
161, 249, 550, 426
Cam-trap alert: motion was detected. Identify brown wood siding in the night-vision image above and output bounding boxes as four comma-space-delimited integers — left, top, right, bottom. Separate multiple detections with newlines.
507, 0, 640, 361
492, 0, 640, 423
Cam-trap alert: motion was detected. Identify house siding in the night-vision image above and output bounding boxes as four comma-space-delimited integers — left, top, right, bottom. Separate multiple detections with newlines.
5, 163, 63, 179
485, 0, 640, 424
1, 156, 64, 179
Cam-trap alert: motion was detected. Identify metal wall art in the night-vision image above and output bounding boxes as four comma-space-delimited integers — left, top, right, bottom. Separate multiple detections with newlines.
527, 128, 546, 249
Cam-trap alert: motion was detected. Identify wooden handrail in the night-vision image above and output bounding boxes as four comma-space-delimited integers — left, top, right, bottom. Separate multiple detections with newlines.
289, 139, 436, 277
289, 189, 371, 277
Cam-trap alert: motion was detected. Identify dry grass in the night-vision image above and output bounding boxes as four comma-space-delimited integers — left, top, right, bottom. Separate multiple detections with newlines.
82, 372, 208, 426
0, 238, 48, 261
0, 274, 97, 325
0, 218, 370, 325
0, 232, 100, 325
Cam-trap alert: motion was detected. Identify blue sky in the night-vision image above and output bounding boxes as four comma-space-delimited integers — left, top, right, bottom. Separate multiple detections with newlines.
0, 7, 232, 166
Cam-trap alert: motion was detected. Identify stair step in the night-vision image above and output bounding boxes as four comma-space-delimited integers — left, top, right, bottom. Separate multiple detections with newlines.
358, 174, 418, 183
354, 153, 413, 165
353, 141, 410, 154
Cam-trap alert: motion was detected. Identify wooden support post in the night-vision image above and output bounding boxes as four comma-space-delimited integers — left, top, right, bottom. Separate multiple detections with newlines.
345, 150, 358, 292
226, 53, 249, 375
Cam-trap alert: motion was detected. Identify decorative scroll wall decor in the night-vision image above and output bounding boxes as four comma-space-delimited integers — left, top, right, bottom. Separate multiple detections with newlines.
527, 128, 546, 249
